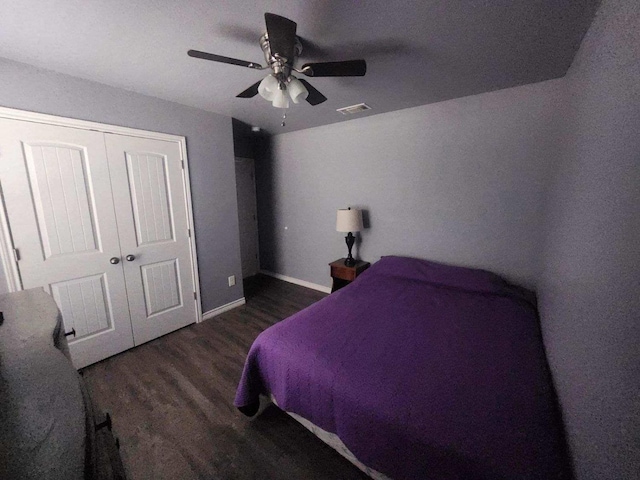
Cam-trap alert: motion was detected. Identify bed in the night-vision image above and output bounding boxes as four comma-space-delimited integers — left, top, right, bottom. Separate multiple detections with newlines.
234, 256, 570, 479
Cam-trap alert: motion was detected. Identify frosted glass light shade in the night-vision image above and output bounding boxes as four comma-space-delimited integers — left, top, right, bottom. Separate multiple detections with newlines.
272, 89, 290, 109
288, 76, 308, 104
258, 74, 278, 101
336, 208, 363, 232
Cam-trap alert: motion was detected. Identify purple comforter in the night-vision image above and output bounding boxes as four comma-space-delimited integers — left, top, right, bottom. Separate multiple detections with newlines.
235, 256, 569, 479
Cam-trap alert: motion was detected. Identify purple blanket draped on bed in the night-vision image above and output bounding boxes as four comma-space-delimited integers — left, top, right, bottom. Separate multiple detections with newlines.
234, 256, 569, 480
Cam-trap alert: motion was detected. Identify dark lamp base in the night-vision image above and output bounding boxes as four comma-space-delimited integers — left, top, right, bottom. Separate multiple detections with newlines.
344, 232, 357, 267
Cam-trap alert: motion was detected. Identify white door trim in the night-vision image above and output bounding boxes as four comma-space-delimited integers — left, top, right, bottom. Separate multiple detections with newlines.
178, 136, 203, 323
0, 106, 202, 322
0, 106, 185, 142
0, 180, 22, 292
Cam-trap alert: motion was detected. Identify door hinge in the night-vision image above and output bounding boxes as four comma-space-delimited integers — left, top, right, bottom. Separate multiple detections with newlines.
187, 228, 191, 237
181, 160, 185, 169
12, 248, 20, 262
193, 291, 197, 300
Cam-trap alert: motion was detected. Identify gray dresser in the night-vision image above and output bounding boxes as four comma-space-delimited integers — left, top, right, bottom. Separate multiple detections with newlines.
0, 288, 125, 479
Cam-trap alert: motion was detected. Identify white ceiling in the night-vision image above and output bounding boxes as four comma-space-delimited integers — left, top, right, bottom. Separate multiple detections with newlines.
0, 0, 599, 134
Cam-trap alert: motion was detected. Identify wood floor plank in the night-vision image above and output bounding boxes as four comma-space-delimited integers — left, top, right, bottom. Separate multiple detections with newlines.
82, 275, 370, 480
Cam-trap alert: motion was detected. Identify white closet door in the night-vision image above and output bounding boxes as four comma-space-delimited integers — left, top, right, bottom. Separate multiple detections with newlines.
0, 118, 134, 368
104, 134, 197, 345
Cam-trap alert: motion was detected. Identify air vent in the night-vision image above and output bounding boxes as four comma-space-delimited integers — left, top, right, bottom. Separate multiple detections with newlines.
336, 103, 371, 115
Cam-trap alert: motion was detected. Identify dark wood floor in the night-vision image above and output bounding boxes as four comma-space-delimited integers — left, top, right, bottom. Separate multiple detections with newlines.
82, 275, 370, 480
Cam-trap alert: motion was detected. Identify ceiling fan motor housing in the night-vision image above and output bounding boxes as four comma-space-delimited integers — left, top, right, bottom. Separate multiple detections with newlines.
259, 33, 302, 84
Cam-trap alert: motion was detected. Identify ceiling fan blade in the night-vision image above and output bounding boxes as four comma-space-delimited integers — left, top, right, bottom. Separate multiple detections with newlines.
187, 50, 263, 69
236, 81, 261, 98
299, 79, 327, 106
264, 13, 297, 62
301, 60, 366, 77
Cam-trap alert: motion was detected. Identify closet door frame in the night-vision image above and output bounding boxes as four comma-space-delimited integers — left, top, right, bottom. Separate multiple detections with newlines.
0, 106, 202, 323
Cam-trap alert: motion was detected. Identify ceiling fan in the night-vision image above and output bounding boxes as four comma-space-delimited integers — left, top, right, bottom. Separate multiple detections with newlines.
188, 13, 366, 109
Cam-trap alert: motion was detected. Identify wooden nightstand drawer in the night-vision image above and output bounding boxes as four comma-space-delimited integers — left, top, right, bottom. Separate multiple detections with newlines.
329, 259, 370, 292
331, 264, 357, 281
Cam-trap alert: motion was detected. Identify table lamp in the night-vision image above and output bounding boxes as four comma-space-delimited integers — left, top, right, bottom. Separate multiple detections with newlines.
336, 207, 364, 267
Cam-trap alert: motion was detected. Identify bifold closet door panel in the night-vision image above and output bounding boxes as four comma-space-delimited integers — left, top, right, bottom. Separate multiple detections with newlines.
0, 118, 134, 368
104, 133, 197, 345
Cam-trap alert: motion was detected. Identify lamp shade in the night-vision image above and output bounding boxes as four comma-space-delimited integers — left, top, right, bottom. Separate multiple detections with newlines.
336, 208, 363, 232
258, 74, 278, 101
272, 89, 290, 109
288, 76, 308, 104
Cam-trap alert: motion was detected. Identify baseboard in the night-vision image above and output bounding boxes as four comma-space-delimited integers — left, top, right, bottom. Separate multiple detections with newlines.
202, 297, 246, 321
260, 270, 332, 294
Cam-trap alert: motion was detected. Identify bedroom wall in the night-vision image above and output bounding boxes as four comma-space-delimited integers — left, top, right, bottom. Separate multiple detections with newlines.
256, 79, 564, 289
537, 0, 640, 478
0, 58, 243, 313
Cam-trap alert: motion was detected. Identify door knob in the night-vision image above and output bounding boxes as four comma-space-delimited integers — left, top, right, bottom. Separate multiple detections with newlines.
110, 257, 120, 264
126, 254, 136, 262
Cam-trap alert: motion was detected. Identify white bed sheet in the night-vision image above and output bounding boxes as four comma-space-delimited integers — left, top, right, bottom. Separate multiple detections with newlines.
266, 394, 392, 480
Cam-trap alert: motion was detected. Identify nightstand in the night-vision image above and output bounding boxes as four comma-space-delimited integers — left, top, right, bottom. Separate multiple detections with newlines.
329, 258, 370, 292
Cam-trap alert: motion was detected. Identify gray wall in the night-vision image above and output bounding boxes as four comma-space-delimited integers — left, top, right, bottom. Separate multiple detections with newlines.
257, 79, 564, 289
256, 0, 639, 477
538, 0, 640, 477
0, 58, 243, 313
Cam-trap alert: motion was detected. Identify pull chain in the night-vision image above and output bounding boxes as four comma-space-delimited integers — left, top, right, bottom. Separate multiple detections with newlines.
281, 111, 287, 127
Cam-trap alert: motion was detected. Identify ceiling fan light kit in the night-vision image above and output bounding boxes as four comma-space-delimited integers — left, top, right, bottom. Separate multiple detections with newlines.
188, 13, 366, 125
257, 74, 308, 108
